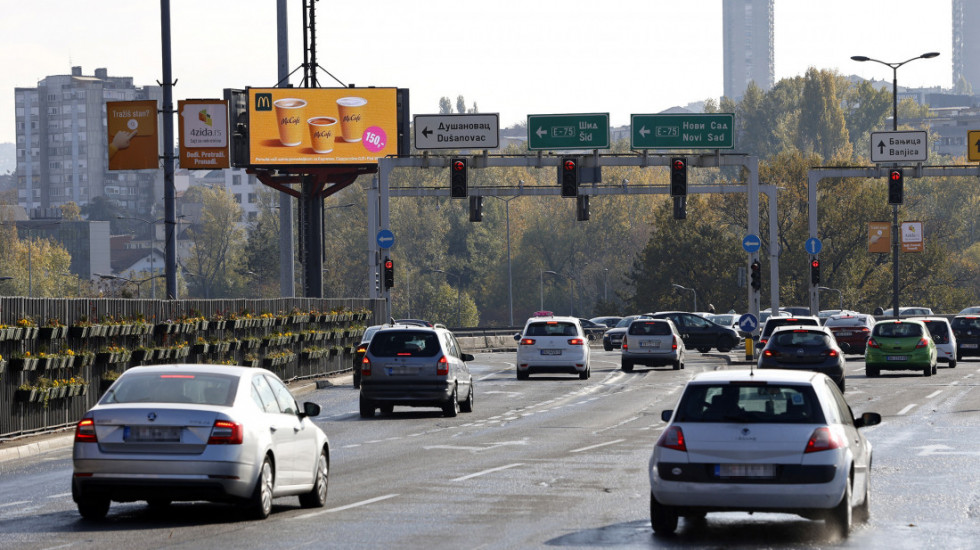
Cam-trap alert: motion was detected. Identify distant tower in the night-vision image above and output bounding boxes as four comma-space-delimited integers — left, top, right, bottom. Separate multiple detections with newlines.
723, 0, 774, 101
952, 0, 980, 95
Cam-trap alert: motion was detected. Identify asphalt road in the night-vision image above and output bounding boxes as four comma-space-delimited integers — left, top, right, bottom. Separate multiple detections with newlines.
1, 350, 979, 549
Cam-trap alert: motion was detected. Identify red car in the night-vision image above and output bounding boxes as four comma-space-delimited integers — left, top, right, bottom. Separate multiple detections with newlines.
824, 312, 876, 355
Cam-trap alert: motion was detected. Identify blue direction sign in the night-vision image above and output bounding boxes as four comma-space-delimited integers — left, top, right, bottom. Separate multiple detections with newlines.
805, 237, 823, 255
742, 234, 761, 253
377, 229, 395, 249
738, 313, 759, 333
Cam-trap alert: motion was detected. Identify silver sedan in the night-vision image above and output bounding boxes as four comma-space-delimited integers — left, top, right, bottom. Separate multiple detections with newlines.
72, 364, 330, 520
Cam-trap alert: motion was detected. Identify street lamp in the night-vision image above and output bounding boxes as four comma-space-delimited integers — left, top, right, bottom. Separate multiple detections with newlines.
671, 283, 698, 312
540, 270, 557, 311
603, 268, 609, 303
489, 190, 521, 326
428, 268, 461, 327
817, 286, 844, 311
118, 215, 185, 299
851, 52, 939, 319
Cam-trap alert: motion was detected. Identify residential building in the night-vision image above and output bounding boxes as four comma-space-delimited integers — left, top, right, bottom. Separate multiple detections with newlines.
953, 0, 980, 95
722, 0, 774, 101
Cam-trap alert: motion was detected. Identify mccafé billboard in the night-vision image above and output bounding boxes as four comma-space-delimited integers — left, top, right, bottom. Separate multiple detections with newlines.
247, 88, 398, 166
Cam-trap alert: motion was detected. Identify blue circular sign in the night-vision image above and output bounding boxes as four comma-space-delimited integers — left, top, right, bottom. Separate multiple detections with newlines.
738, 313, 759, 333
377, 229, 395, 249
742, 234, 761, 253
805, 237, 823, 255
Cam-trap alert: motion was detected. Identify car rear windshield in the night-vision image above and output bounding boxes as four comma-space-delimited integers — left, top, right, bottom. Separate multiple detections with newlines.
628, 321, 672, 336
771, 330, 832, 347
764, 318, 818, 335
674, 383, 824, 424
952, 317, 980, 330
825, 315, 871, 327
525, 322, 578, 337
369, 330, 441, 357
101, 372, 239, 406
873, 322, 924, 338
920, 321, 950, 342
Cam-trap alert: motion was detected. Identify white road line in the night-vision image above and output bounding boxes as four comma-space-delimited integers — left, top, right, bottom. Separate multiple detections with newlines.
897, 404, 917, 415
0, 501, 30, 508
452, 463, 523, 482
291, 494, 399, 520
570, 439, 626, 453
926, 390, 942, 399
47, 492, 72, 499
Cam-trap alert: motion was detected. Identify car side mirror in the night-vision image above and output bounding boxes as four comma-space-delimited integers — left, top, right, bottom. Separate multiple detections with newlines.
661, 410, 673, 422
513, 333, 521, 341
300, 401, 321, 418
461, 353, 474, 362
855, 412, 881, 428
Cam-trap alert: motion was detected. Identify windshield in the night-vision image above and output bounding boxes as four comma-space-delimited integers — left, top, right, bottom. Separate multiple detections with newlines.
873, 322, 924, 338
674, 383, 824, 424
101, 372, 239, 406
526, 321, 579, 337
369, 330, 441, 357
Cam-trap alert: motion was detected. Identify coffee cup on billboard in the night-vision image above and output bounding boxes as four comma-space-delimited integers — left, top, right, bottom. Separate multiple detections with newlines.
337, 97, 368, 142
274, 98, 307, 146
308, 116, 338, 154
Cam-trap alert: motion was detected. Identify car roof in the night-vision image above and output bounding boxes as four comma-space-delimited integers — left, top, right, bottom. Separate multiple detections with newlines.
770, 324, 833, 335
912, 316, 950, 324
119, 364, 267, 376
687, 369, 820, 385
525, 315, 580, 324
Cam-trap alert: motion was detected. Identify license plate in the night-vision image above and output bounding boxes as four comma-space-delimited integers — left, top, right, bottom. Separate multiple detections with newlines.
886, 355, 909, 361
387, 366, 418, 376
640, 341, 660, 348
541, 349, 562, 356
836, 331, 853, 336
715, 464, 775, 479
963, 344, 978, 349
124, 426, 181, 442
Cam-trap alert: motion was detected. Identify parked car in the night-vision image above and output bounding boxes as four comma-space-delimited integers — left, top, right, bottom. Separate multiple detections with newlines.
957, 306, 980, 315
758, 325, 847, 391
781, 306, 813, 316
824, 312, 876, 355
951, 315, 980, 361
648, 311, 741, 353
706, 313, 740, 332
589, 316, 623, 329
578, 318, 608, 341
649, 369, 880, 537
359, 325, 474, 417
914, 317, 957, 368
515, 316, 591, 380
602, 314, 651, 351
394, 319, 434, 327
72, 365, 330, 520
621, 319, 685, 371
879, 307, 934, 317
759, 309, 790, 325
758, 315, 821, 348
865, 319, 937, 377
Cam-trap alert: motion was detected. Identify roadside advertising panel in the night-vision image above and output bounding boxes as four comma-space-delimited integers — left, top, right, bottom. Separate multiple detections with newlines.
901, 221, 924, 252
247, 88, 398, 166
178, 100, 230, 169
106, 100, 159, 170
868, 221, 890, 253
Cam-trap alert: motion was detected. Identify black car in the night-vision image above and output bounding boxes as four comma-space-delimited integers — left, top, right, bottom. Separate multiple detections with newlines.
647, 311, 740, 353
758, 315, 821, 348
578, 318, 607, 341
951, 315, 980, 361
757, 325, 847, 392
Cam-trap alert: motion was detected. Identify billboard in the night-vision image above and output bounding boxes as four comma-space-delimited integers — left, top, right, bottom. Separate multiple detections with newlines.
247, 88, 398, 166
178, 100, 230, 169
106, 100, 159, 170
868, 222, 890, 253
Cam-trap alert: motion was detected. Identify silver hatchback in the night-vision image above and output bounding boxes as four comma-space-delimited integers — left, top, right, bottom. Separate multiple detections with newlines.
621, 319, 685, 371
359, 326, 475, 417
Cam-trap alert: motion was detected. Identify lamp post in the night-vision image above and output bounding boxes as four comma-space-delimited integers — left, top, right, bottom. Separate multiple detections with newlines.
540, 270, 557, 311
817, 286, 844, 311
489, 191, 520, 326
428, 268, 461, 327
851, 52, 939, 319
603, 268, 609, 303
672, 283, 698, 312
118, 215, 185, 299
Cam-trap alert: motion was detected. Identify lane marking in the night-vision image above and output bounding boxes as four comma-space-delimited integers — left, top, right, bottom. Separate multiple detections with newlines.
47, 492, 72, 499
570, 439, 626, 453
291, 494, 399, 520
0, 501, 30, 508
926, 390, 942, 399
897, 404, 917, 416
452, 463, 523, 482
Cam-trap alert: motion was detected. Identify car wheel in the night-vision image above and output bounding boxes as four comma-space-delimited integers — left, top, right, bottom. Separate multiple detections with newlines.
827, 476, 852, 538
923, 364, 932, 377
672, 360, 681, 370
443, 385, 460, 417
854, 468, 871, 524
697, 346, 711, 353
957, 351, 963, 362
77, 496, 110, 521
353, 372, 360, 388
621, 360, 633, 372
837, 377, 846, 393
717, 347, 732, 353
866, 367, 879, 378
359, 394, 375, 418
579, 367, 590, 380
650, 493, 678, 536
949, 360, 957, 369
932, 364, 938, 375
460, 384, 475, 413
603, 343, 613, 352
299, 450, 329, 508
247, 457, 274, 520
379, 404, 394, 415
516, 370, 529, 380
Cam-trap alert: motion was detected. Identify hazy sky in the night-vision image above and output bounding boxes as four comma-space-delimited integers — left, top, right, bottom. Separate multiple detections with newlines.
0, 0, 953, 144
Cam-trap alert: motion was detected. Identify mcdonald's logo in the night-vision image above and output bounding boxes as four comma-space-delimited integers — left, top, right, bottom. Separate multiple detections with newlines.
255, 93, 273, 111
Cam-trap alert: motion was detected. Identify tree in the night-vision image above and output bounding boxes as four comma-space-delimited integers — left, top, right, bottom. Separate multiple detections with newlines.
243, 189, 281, 298
183, 186, 246, 298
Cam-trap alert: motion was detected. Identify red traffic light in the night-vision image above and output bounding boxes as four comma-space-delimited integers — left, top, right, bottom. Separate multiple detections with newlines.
384, 260, 393, 269
811, 259, 820, 269
889, 170, 902, 181
563, 159, 576, 171
453, 160, 466, 171
672, 159, 686, 171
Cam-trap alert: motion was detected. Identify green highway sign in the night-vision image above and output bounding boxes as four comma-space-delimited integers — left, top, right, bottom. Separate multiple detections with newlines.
527, 113, 610, 150
631, 113, 735, 149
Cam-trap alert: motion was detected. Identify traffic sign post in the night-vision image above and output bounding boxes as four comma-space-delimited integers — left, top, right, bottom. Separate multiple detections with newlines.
413, 114, 499, 150
377, 229, 395, 249
870, 130, 928, 162
805, 237, 822, 255
631, 113, 734, 149
527, 113, 610, 150
742, 234, 761, 253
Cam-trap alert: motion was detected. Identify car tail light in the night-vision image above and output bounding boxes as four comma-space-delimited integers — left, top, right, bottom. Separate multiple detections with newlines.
822, 349, 839, 358
671, 336, 678, 350
622, 337, 628, 351
915, 338, 930, 349
867, 338, 880, 349
763, 349, 780, 357
520, 338, 536, 346
568, 338, 584, 345
759, 339, 768, 347
208, 420, 243, 445
356, 344, 368, 354
656, 426, 686, 452
437, 356, 449, 375
75, 418, 97, 443
361, 356, 372, 376
804, 427, 845, 453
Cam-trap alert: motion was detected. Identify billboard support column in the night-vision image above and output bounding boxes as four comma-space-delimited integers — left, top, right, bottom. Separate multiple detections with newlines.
160, 0, 178, 300
300, 175, 323, 298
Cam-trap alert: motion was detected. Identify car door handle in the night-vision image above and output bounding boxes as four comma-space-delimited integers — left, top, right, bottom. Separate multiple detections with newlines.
270, 426, 278, 433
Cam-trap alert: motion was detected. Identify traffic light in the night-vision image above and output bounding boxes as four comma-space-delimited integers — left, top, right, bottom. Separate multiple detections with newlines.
670, 157, 687, 196
576, 195, 590, 221
810, 258, 821, 285
888, 169, 904, 205
469, 196, 483, 222
750, 260, 761, 291
383, 257, 394, 289
672, 195, 686, 220
450, 158, 467, 198
560, 156, 579, 197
